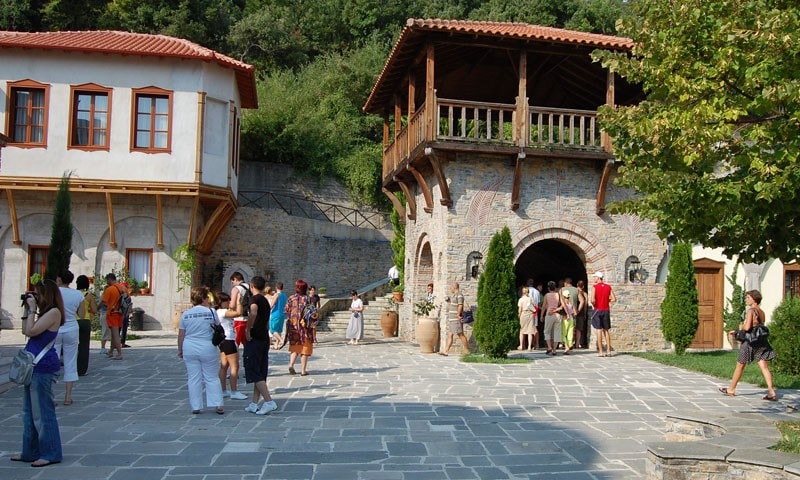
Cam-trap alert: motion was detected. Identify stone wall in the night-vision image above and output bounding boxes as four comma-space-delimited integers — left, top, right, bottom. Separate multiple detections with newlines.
401, 152, 669, 351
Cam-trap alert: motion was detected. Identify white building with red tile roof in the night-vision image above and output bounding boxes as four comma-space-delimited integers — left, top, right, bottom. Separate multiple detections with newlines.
0, 30, 257, 329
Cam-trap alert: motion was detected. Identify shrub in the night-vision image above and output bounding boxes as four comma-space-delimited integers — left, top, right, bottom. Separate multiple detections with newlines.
770, 295, 800, 376
660, 242, 698, 355
722, 265, 746, 333
473, 227, 518, 358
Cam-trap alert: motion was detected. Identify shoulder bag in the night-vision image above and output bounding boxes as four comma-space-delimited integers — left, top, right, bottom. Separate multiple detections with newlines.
9, 338, 56, 386
209, 308, 225, 346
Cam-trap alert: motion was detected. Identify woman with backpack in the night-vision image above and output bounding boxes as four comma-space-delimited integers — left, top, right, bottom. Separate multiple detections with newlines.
284, 280, 317, 376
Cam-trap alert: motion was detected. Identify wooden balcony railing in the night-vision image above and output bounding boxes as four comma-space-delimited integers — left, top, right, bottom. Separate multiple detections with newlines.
383, 98, 603, 179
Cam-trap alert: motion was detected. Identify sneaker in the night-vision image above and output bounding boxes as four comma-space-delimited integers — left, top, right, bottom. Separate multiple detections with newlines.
229, 391, 248, 400
244, 402, 260, 414
222, 390, 230, 398
99, 348, 107, 355
255, 400, 277, 415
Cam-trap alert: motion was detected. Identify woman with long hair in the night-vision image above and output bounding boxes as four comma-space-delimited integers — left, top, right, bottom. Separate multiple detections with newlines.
11, 279, 64, 467
55, 269, 85, 406
719, 290, 778, 400
284, 280, 317, 376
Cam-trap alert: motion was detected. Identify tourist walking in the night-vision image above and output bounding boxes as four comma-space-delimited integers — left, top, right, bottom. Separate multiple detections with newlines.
55, 269, 84, 406
541, 281, 562, 355
439, 283, 471, 356
269, 282, 288, 349
719, 290, 777, 400
346, 290, 364, 345
214, 292, 247, 400
178, 286, 225, 415
285, 280, 317, 375
99, 273, 125, 360
243, 276, 278, 415
12, 279, 63, 467
517, 287, 537, 351
75, 275, 97, 376
589, 271, 616, 357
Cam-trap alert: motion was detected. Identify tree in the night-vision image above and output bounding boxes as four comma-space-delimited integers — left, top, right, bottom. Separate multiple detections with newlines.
660, 243, 698, 355
389, 192, 406, 287
45, 173, 73, 280
593, 0, 800, 263
769, 295, 800, 376
473, 226, 518, 358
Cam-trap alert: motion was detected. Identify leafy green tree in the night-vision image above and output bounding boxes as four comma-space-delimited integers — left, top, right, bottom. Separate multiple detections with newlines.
473, 226, 518, 358
594, 0, 800, 263
45, 174, 73, 281
660, 243, 698, 355
389, 191, 405, 287
0, 0, 43, 30
40, 0, 107, 30
769, 295, 800, 376
227, 5, 310, 73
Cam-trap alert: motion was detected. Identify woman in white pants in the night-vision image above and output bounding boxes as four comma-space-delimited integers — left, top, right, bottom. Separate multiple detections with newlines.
178, 286, 225, 414
56, 270, 85, 406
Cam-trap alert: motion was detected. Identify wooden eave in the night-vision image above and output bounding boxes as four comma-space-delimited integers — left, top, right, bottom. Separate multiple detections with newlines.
0, 177, 236, 253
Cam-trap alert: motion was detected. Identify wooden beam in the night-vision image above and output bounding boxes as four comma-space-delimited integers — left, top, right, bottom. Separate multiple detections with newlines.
382, 188, 406, 224
517, 50, 528, 148
394, 95, 402, 140
156, 194, 164, 249
383, 117, 390, 149
407, 165, 433, 213
188, 196, 199, 245
396, 179, 417, 221
407, 72, 416, 116
425, 148, 452, 207
5, 189, 21, 245
596, 159, 614, 216
425, 42, 435, 140
105, 192, 117, 248
195, 200, 235, 255
511, 154, 523, 211
602, 70, 615, 153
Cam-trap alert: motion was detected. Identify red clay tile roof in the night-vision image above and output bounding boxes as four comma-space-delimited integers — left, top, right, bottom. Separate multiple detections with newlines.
364, 18, 633, 113
0, 30, 257, 108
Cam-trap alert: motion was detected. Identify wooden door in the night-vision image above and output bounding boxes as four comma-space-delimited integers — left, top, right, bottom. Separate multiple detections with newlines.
692, 259, 724, 349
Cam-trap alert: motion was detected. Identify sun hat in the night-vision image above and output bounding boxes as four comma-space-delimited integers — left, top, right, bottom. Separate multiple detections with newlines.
592, 271, 604, 279
562, 290, 570, 297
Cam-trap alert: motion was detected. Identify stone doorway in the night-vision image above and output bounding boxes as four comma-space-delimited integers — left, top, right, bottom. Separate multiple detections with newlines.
514, 239, 587, 289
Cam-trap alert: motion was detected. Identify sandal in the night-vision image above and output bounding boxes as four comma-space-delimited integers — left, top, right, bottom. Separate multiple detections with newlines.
718, 387, 735, 397
63, 399, 73, 406
216, 407, 225, 414
31, 459, 60, 467
288, 367, 296, 375
762, 394, 778, 402
10, 455, 31, 462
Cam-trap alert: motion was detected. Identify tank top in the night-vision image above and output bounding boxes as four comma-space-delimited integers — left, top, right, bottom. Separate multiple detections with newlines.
81, 291, 94, 320
26, 328, 60, 374
594, 283, 612, 310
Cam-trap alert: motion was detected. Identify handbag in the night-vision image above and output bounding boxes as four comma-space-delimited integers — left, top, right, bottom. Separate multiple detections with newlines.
9, 338, 56, 386
209, 308, 225, 347
746, 325, 769, 344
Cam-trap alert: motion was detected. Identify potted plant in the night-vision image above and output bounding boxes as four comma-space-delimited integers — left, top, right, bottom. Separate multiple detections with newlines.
381, 296, 399, 338
128, 277, 139, 295
138, 280, 150, 295
414, 296, 439, 353
392, 284, 404, 302
318, 287, 328, 298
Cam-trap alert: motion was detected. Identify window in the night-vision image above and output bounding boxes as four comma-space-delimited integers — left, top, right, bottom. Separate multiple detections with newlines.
70, 84, 111, 150
132, 87, 172, 152
28, 245, 48, 290
7, 80, 50, 146
785, 263, 800, 298
126, 249, 152, 291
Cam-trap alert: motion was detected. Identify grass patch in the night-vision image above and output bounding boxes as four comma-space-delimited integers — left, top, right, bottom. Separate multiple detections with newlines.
461, 353, 532, 364
774, 421, 800, 454
630, 350, 800, 389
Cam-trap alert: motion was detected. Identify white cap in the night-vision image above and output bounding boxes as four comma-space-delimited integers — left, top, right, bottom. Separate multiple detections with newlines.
592, 271, 604, 279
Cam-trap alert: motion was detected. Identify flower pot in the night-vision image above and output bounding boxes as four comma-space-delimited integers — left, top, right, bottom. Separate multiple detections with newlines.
392, 291, 404, 303
380, 310, 398, 337
139, 287, 150, 295
415, 316, 440, 353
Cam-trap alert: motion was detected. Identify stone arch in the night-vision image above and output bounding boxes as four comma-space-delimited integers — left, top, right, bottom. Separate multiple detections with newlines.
222, 262, 255, 295
413, 233, 434, 300
96, 216, 180, 272
512, 220, 616, 282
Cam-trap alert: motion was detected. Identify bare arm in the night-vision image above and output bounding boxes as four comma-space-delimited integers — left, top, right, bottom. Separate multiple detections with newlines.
27, 308, 60, 337
609, 288, 617, 304
577, 291, 586, 313
177, 329, 185, 358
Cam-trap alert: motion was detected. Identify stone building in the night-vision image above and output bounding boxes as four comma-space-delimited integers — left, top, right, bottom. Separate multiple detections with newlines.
364, 19, 670, 351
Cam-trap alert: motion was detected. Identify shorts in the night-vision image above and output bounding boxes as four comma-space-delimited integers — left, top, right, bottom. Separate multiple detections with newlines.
99, 310, 111, 341
448, 320, 463, 335
234, 320, 248, 346
106, 312, 123, 329
218, 339, 237, 356
243, 338, 269, 384
592, 310, 611, 330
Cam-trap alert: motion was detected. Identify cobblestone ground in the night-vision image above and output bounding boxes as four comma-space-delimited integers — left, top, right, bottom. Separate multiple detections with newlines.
0, 330, 794, 480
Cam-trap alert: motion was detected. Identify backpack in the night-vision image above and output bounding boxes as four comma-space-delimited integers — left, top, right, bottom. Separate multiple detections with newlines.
300, 295, 319, 328
236, 283, 252, 317
114, 285, 133, 318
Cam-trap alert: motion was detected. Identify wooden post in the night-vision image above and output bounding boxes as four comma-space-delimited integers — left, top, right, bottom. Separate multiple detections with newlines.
517, 50, 528, 147
408, 72, 416, 117
602, 70, 615, 153
394, 95, 402, 140
425, 43, 435, 141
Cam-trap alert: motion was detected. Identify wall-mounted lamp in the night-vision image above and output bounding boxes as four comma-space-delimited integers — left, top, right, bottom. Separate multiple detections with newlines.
469, 252, 483, 279
628, 258, 646, 284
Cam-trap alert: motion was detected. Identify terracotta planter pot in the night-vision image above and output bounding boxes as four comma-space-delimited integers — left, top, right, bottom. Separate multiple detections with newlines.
392, 291, 404, 303
415, 317, 440, 353
380, 310, 398, 337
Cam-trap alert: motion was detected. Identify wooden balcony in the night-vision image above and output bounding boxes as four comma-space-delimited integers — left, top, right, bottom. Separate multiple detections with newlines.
382, 96, 608, 183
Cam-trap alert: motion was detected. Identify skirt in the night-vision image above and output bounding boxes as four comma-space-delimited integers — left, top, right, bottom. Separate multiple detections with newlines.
519, 311, 535, 334
737, 340, 776, 365
346, 313, 363, 340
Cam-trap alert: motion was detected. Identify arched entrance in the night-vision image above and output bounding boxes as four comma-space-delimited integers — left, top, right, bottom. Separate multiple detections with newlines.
514, 239, 587, 288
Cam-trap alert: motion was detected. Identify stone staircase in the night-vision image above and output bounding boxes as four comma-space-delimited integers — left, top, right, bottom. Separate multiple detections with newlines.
317, 293, 395, 339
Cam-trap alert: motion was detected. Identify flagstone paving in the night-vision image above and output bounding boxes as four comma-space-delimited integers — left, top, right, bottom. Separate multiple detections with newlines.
0, 329, 796, 479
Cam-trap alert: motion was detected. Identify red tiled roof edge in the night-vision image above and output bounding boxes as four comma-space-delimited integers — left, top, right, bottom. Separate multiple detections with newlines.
0, 30, 258, 108
364, 18, 633, 113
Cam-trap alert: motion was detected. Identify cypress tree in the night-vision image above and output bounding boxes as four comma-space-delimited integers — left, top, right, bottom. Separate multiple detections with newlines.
473, 226, 518, 358
389, 192, 406, 288
45, 173, 73, 280
660, 242, 698, 355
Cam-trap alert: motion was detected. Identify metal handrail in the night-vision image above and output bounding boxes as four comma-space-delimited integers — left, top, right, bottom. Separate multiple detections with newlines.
238, 191, 390, 229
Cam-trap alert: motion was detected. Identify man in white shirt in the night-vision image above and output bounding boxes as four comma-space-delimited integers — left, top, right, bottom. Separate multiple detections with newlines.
388, 265, 400, 286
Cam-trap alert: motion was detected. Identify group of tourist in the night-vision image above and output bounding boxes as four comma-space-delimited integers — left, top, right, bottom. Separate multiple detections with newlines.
516, 273, 616, 357
176, 273, 322, 416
